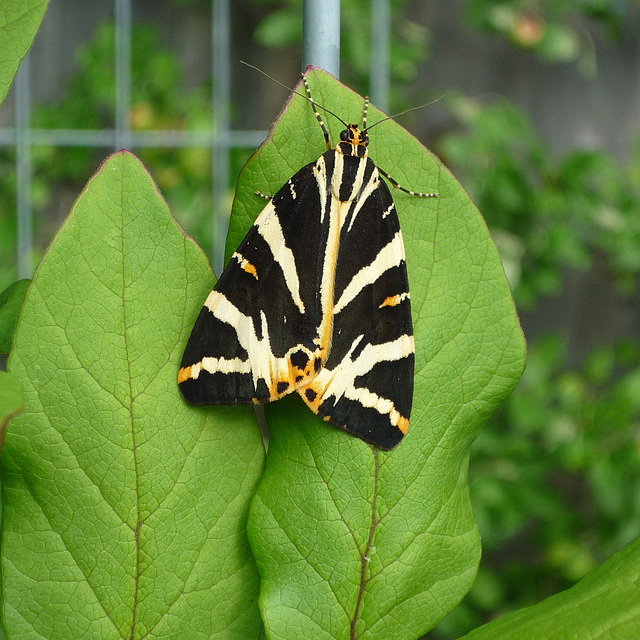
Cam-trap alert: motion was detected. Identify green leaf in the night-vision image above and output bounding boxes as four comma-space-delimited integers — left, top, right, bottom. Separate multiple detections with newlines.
0, 371, 23, 449
0, 0, 50, 104
459, 535, 640, 639
230, 69, 526, 639
0, 279, 30, 353
1, 152, 265, 639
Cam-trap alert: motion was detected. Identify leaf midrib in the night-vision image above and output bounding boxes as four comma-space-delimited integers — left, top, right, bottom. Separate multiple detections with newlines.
118, 166, 142, 640
350, 448, 380, 640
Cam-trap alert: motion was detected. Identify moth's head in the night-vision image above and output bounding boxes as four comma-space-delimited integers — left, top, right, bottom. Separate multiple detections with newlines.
337, 124, 369, 158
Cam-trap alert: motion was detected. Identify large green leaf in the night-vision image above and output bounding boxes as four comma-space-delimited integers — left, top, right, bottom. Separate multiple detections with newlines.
0, 0, 50, 104
1, 152, 265, 639
230, 68, 526, 639
459, 535, 640, 639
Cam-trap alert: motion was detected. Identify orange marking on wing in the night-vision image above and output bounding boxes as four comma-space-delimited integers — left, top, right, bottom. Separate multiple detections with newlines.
242, 261, 258, 279
380, 295, 401, 308
178, 366, 193, 384
379, 293, 409, 308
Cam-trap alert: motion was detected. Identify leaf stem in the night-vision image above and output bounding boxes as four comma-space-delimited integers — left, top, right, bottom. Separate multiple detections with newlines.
350, 448, 380, 640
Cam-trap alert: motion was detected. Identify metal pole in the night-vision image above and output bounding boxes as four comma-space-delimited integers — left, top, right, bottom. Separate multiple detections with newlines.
114, 0, 132, 150
16, 55, 33, 279
370, 0, 390, 113
302, 0, 340, 77
212, 0, 231, 277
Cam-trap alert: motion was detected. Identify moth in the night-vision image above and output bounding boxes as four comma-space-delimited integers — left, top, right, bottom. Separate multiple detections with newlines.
179, 72, 436, 450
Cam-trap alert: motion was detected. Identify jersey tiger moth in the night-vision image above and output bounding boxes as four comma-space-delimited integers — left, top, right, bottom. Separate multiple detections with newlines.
178, 69, 437, 450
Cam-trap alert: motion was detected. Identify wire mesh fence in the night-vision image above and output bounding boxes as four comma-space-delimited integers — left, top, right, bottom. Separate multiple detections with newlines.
1, 0, 390, 284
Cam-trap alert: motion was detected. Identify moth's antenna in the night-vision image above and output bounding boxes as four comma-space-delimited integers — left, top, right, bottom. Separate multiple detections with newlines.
240, 61, 349, 128
365, 92, 453, 132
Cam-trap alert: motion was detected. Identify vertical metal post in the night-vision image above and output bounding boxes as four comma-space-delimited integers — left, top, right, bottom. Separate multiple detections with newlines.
212, 0, 231, 277
114, 0, 132, 150
16, 55, 33, 279
370, 0, 390, 113
302, 0, 340, 78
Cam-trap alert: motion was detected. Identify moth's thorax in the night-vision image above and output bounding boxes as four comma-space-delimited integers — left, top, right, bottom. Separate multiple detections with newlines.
326, 150, 377, 205
336, 124, 369, 159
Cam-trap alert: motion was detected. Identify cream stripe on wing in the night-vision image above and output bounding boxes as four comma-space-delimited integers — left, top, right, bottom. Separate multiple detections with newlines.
342, 386, 407, 431
315, 155, 342, 351
307, 333, 414, 419
204, 290, 280, 391
195, 356, 252, 377
345, 168, 379, 233
314, 156, 329, 224
333, 230, 407, 315
255, 202, 305, 314
382, 203, 394, 219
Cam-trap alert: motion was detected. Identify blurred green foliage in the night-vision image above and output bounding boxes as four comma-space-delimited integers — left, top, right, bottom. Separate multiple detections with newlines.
464, 0, 630, 72
2, 1, 640, 638
441, 98, 640, 308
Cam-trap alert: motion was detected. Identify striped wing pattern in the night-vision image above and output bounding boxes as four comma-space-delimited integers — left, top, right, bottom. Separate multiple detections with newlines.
179, 161, 334, 405
179, 94, 416, 450
298, 155, 414, 450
